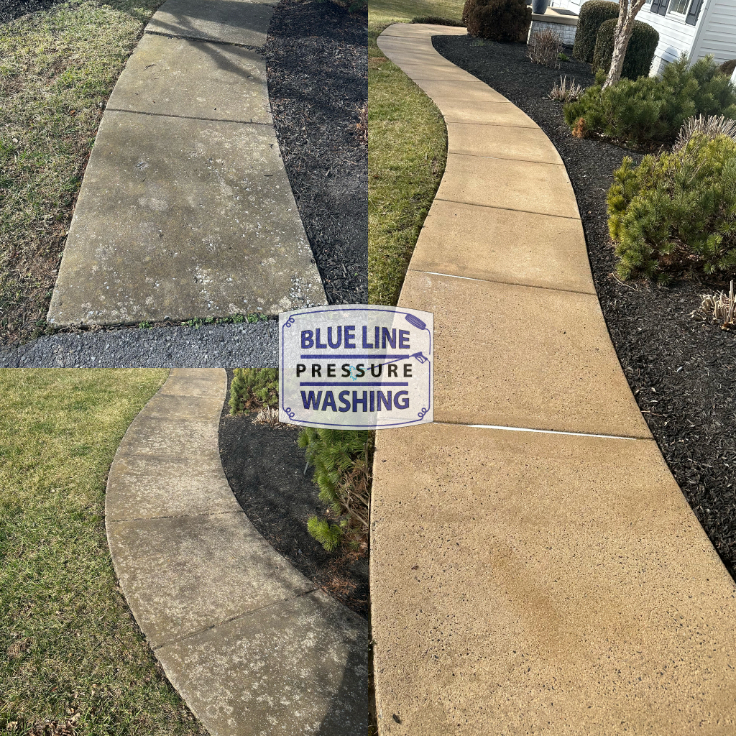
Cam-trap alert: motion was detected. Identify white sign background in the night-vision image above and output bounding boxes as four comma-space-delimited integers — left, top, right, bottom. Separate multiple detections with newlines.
279, 305, 433, 429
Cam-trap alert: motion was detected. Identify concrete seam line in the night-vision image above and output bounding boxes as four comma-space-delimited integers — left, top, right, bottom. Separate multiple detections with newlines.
411, 270, 597, 296
447, 152, 565, 166
143, 29, 266, 51
107, 509, 244, 524
434, 197, 580, 220
151, 587, 320, 652
434, 421, 642, 441
442, 120, 539, 129
105, 107, 274, 127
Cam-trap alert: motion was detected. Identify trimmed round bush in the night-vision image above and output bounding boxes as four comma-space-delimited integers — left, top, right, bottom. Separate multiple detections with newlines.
572, 0, 618, 63
607, 133, 736, 281
463, 0, 532, 42
593, 18, 659, 80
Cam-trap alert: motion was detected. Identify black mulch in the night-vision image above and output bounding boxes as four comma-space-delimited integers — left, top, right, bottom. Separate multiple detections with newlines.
433, 36, 736, 579
266, 0, 367, 306
0, 0, 63, 24
219, 370, 369, 618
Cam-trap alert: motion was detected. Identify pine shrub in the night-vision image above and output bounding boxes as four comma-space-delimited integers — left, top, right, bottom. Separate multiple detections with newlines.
228, 368, 279, 415
463, 0, 531, 43
607, 133, 736, 282
592, 18, 659, 80
564, 55, 736, 145
300, 427, 374, 551
572, 0, 618, 63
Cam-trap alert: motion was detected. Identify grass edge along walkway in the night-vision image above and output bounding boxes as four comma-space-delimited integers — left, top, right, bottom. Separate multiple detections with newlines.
368, 0, 464, 306
0, 0, 166, 346
0, 368, 209, 735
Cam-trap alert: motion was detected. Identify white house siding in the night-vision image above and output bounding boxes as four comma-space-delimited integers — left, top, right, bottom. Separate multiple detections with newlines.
548, 0, 736, 75
692, 0, 736, 65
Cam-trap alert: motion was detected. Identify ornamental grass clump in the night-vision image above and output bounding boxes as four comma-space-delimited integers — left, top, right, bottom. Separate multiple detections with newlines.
607, 133, 736, 282
564, 55, 736, 146
549, 75, 584, 102
300, 428, 374, 552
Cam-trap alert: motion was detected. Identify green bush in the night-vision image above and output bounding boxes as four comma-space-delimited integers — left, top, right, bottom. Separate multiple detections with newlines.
463, 0, 531, 42
593, 18, 659, 80
607, 133, 736, 281
719, 59, 736, 77
300, 428, 373, 551
572, 0, 618, 63
228, 368, 278, 414
412, 15, 464, 25
564, 55, 736, 145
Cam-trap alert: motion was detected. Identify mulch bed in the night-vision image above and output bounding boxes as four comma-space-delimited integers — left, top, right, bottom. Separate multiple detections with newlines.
266, 0, 367, 305
433, 35, 736, 579
219, 370, 369, 618
0, 0, 64, 24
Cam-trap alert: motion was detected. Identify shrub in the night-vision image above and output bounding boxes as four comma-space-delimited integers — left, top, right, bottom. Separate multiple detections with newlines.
528, 28, 562, 68
463, 0, 532, 42
564, 55, 736, 145
411, 15, 465, 25
228, 368, 278, 415
300, 428, 373, 551
607, 133, 736, 281
593, 18, 659, 80
719, 59, 736, 77
572, 0, 618, 63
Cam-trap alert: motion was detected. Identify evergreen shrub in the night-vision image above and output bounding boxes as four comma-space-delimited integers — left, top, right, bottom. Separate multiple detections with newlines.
463, 0, 531, 42
564, 55, 736, 145
572, 0, 618, 63
592, 18, 659, 80
300, 428, 374, 551
607, 133, 736, 281
228, 368, 279, 414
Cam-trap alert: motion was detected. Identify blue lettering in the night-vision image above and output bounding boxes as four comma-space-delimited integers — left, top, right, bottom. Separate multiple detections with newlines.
327, 326, 342, 349
344, 326, 356, 348
321, 391, 337, 412
382, 327, 396, 349
301, 391, 322, 409
338, 391, 351, 412
301, 330, 314, 349
399, 330, 410, 349
353, 391, 368, 412
394, 391, 409, 410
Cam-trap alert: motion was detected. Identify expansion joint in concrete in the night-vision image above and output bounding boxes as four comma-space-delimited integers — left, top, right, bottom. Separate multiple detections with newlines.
104, 107, 274, 126
151, 587, 320, 652
144, 28, 266, 52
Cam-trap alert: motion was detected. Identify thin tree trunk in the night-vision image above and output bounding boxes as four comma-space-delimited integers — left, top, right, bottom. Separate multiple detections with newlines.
602, 0, 647, 90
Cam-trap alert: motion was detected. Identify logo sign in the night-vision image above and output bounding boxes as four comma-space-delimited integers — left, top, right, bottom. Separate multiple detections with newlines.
279, 305, 433, 430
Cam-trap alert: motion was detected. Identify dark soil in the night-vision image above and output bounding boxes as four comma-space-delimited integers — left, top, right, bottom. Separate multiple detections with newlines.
266, 0, 367, 305
434, 36, 736, 579
0, 0, 63, 24
219, 370, 369, 618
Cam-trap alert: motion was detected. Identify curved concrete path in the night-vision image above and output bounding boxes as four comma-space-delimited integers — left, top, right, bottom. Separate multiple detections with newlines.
48, 0, 325, 327
371, 24, 736, 735
106, 369, 367, 735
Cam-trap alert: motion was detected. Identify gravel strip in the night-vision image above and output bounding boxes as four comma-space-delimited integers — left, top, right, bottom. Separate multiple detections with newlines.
0, 322, 278, 367
434, 35, 736, 579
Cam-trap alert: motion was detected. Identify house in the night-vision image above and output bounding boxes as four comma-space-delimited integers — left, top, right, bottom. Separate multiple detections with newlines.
548, 0, 736, 75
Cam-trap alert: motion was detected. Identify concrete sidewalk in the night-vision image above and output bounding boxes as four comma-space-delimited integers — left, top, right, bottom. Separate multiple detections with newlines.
106, 369, 368, 735
371, 24, 736, 735
48, 0, 325, 327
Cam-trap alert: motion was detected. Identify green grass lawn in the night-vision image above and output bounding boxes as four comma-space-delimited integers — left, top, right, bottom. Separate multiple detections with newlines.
0, 0, 163, 346
368, 0, 464, 306
0, 369, 209, 735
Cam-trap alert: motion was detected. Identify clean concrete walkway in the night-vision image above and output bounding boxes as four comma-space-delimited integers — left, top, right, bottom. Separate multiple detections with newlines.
106, 369, 367, 735
371, 24, 736, 735
48, 0, 325, 327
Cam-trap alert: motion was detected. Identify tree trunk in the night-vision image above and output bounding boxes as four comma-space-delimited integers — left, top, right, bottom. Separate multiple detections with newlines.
602, 0, 646, 90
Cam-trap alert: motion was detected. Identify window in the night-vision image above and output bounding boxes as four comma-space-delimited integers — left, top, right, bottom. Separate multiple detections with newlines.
669, 0, 689, 14
650, 0, 667, 15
